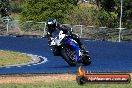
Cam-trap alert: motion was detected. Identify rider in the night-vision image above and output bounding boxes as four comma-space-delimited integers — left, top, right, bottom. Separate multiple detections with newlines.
46, 18, 85, 51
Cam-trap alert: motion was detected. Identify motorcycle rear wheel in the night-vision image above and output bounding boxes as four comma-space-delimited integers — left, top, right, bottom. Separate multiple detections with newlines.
81, 55, 91, 66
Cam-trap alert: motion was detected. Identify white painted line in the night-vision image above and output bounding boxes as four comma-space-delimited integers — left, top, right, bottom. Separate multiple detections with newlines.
33, 64, 38, 65
35, 54, 38, 56
40, 60, 46, 64
27, 65, 31, 66
17, 66, 21, 67
38, 56, 43, 58
85, 40, 90, 41
41, 57, 48, 63
36, 63, 41, 65
0, 52, 48, 68
6, 67, 10, 68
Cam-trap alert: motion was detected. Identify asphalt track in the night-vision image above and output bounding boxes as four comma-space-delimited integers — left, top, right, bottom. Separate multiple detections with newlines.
0, 36, 132, 74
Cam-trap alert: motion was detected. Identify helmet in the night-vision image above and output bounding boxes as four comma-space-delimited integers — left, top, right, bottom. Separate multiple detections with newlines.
47, 18, 57, 31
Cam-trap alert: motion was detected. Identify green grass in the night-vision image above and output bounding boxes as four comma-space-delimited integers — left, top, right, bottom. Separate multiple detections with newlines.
0, 80, 131, 88
0, 50, 32, 66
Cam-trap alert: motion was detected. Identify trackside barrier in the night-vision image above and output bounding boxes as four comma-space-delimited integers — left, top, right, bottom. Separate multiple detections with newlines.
0, 18, 131, 42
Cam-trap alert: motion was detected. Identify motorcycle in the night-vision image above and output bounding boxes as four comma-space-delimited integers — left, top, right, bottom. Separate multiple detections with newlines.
50, 30, 91, 66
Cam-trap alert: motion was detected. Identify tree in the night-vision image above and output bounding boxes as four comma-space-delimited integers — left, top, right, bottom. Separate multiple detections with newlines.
67, 4, 99, 26
115, 0, 132, 28
100, 0, 115, 12
10, 0, 24, 13
21, 0, 78, 22
97, 0, 132, 28
95, 0, 101, 7
0, 0, 10, 17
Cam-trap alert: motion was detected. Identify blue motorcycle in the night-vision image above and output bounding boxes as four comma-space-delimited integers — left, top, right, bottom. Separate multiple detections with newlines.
50, 30, 91, 66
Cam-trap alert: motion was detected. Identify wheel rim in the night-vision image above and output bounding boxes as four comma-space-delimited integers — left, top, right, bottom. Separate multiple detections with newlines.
65, 47, 76, 62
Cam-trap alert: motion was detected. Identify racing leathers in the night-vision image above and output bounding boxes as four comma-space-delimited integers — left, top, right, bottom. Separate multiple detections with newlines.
47, 23, 85, 50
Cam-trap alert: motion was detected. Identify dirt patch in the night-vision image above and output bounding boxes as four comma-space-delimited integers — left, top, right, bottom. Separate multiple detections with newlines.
0, 74, 76, 84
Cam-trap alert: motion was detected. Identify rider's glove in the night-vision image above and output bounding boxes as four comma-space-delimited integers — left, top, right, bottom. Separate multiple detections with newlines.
66, 31, 71, 37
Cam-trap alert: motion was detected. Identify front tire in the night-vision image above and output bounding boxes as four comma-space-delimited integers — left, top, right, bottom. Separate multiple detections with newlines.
61, 47, 76, 67
53, 47, 60, 56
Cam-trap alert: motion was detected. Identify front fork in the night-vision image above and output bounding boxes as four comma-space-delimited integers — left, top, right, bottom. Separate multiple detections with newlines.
66, 43, 80, 62
65, 38, 81, 62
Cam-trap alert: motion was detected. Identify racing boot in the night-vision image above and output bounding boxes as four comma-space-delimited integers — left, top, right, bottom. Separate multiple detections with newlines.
80, 45, 85, 51
79, 45, 89, 54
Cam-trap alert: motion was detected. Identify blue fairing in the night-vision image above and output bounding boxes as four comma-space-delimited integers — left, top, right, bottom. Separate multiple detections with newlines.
64, 38, 80, 61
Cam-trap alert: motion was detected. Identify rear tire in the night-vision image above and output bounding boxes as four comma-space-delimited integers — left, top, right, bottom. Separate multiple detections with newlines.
82, 55, 91, 66
61, 47, 76, 67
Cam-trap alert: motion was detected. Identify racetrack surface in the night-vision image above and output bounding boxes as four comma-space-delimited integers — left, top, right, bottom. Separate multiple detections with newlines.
0, 36, 132, 74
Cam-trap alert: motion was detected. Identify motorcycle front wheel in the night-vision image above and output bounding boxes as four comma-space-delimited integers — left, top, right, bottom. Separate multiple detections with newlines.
52, 46, 61, 56
61, 46, 76, 67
